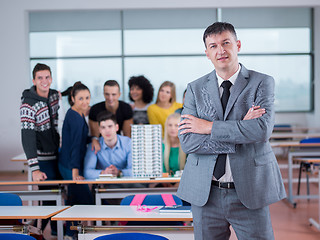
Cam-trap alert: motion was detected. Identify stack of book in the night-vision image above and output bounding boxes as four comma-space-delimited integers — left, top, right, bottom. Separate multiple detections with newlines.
98, 174, 114, 180
131, 124, 162, 178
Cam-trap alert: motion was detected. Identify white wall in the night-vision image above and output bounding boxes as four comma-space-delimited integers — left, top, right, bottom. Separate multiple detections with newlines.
1, 0, 320, 171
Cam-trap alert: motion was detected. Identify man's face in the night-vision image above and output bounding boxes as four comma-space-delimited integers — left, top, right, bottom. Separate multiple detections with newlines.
32, 70, 52, 97
99, 119, 119, 142
104, 85, 120, 108
205, 31, 241, 75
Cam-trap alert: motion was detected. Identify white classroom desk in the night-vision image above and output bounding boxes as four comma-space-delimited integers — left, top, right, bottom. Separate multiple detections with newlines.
11, 153, 27, 161
52, 205, 193, 240
78, 177, 181, 226
11, 153, 27, 170
270, 140, 300, 148
79, 177, 180, 205
272, 142, 320, 207
0, 180, 76, 186
0, 205, 69, 240
272, 126, 320, 133
0, 178, 179, 205
270, 132, 320, 140
79, 177, 181, 185
10, 153, 30, 193
11, 153, 28, 180
294, 158, 320, 231
0, 180, 75, 205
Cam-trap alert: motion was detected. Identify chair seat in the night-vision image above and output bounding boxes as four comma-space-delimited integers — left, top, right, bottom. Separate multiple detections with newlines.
94, 232, 169, 240
0, 233, 37, 240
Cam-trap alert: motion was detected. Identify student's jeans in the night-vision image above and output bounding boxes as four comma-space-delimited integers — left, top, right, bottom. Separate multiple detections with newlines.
58, 163, 94, 237
36, 160, 61, 236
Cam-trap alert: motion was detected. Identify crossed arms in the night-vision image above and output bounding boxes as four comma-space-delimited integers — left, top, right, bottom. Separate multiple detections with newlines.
178, 76, 275, 155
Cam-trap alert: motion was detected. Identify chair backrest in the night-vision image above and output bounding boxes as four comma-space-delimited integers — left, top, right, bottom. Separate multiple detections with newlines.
0, 233, 37, 240
93, 233, 169, 240
0, 193, 22, 206
274, 124, 292, 132
300, 138, 320, 144
120, 194, 182, 206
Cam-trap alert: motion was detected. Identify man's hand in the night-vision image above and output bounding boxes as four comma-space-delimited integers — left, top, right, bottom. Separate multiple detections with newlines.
32, 170, 47, 181
72, 168, 85, 180
73, 175, 85, 180
243, 106, 265, 120
101, 165, 119, 177
178, 114, 213, 135
91, 138, 101, 154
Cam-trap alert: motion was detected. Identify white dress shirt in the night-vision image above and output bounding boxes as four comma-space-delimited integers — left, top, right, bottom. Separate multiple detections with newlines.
213, 64, 241, 182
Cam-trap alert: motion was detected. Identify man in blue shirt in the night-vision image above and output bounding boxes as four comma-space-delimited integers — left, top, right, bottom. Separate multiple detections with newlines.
84, 111, 132, 179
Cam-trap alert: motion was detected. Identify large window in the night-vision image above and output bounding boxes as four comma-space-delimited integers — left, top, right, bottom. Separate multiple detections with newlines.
29, 8, 313, 112
237, 27, 312, 111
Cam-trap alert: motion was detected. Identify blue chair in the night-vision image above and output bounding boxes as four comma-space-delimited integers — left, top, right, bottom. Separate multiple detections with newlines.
300, 138, 320, 144
120, 194, 182, 206
0, 193, 22, 206
0, 193, 23, 225
274, 124, 292, 130
0, 233, 37, 240
94, 233, 168, 240
120, 194, 183, 226
273, 124, 292, 141
297, 138, 320, 197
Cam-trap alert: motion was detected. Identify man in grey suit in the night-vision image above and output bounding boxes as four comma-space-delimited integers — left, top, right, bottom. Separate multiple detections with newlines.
178, 22, 286, 240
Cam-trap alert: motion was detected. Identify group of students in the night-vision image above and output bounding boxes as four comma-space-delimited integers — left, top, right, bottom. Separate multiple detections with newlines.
19, 21, 287, 240
20, 63, 186, 239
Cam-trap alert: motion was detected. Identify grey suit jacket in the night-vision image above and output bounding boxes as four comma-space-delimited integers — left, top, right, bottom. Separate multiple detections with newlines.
177, 64, 286, 210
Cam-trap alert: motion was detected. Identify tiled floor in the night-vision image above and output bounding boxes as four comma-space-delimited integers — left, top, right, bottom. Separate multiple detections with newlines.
1, 158, 320, 240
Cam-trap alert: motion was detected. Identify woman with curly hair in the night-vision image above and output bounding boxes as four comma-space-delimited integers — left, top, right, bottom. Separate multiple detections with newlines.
128, 75, 154, 124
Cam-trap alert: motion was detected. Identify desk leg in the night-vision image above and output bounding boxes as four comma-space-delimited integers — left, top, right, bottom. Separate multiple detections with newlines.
95, 188, 102, 226
309, 165, 320, 230
287, 151, 297, 207
28, 168, 32, 206
57, 221, 63, 240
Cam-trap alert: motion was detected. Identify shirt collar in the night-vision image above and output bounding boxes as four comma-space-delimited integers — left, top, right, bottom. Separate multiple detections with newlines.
101, 135, 120, 150
216, 64, 241, 87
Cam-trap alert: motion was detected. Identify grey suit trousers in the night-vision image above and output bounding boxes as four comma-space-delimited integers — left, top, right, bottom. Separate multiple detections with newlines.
191, 185, 274, 240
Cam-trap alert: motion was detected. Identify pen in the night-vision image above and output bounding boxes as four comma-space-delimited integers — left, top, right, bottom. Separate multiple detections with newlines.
250, 102, 255, 112
164, 205, 182, 208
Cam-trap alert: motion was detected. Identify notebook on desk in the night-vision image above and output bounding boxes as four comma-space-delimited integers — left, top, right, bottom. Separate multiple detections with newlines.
159, 205, 191, 213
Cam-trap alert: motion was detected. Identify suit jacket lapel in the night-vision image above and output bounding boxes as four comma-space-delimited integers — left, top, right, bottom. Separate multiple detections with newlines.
204, 71, 224, 120
224, 66, 250, 120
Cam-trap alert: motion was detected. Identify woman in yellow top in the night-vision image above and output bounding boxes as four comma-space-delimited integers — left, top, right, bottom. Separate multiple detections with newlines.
147, 81, 182, 138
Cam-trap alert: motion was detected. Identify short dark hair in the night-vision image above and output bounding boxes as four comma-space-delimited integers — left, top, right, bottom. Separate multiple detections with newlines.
32, 63, 52, 79
203, 22, 237, 48
97, 111, 117, 125
128, 75, 154, 104
104, 80, 120, 90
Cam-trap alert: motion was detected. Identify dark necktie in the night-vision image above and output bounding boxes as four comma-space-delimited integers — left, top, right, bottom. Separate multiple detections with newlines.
213, 80, 232, 180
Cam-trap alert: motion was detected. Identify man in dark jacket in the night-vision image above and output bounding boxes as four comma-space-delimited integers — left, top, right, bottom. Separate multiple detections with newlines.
20, 63, 60, 236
